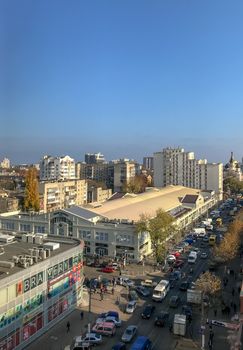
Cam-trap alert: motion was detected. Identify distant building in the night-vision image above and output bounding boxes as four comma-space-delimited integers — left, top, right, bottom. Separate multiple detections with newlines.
224, 152, 242, 181
113, 159, 140, 192
154, 147, 223, 198
76, 162, 114, 189
0, 195, 19, 213
39, 155, 76, 181
39, 179, 87, 213
85, 152, 105, 164
0, 158, 10, 169
143, 157, 154, 170
87, 184, 112, 204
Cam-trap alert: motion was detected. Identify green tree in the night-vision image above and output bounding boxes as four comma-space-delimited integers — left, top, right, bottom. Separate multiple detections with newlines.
136, 209, 176, 263
223, 177, 243, 194
24, 167, 40, 212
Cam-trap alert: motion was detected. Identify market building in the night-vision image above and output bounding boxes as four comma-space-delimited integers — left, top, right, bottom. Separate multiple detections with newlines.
0, 186, 219, 262
0, 233, 84, 349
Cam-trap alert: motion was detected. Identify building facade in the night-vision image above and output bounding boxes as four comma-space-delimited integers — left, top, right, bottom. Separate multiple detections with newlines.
154, 147, 223, 198
39, 155, 76, 181
0, 158, 11, 169
84, 153, 105, 164
0, 235, 84, 350
0, 187, 219, 262
224, 152, 242, 181
113, 159, 140, 193
39, 179, 88, 213
143, 157, 154, 171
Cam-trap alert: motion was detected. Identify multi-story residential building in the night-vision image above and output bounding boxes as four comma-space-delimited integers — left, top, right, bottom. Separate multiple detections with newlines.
87, 183, 112, 204
143, 157, 154, 171
113, 159, 140, 192
0, 233, 84, 349
76, 162, 114, 189
39, 155, 76, 181
39, 179, 87, 213
0, 158, 10, 169
84, 152, 105, 164
154, 147, 223, 198
0, 186, 219, 261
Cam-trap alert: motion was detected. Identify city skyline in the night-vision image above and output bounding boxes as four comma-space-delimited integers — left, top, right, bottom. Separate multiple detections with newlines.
1, 1, 243, 164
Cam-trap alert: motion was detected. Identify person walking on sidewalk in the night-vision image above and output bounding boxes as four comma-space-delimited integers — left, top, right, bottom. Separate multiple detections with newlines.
66, 321, 70, 333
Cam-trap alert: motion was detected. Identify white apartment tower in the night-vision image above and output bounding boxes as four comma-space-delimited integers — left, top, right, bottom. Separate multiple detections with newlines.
154, 147, 223, 197
40, 155, 76, 181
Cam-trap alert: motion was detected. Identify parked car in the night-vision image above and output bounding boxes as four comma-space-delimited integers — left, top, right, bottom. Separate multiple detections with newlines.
129, 290, 139, 301
154, 311, 169, 327
135, 286, 150, 297
179, 281, 190, 291
126, 301, 137, 314
92, 321, 116, 336
166, 255, 176, 263
117, 277, 134, 287
99, 311, 119, 321
112, 343, 126, 350
141, 305, 155, 319
96, 316, 122, 327
169, 295, 180, 308
140, 279, 157, 288
80, 333, 103, 345
101, 266, 115, 273
121, 325, 137, 343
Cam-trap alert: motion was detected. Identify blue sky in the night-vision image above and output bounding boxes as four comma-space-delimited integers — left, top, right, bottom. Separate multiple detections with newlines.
1, 0, 243, 164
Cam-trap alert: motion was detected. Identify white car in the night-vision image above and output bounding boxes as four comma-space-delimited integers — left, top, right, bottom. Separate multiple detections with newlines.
201, 252, 208, 259
70, 333, 103, 349
96, 316, 122, 327
118, 277, 134, 287
166, 255, 176, 263
126, 300, 137, 314
121, 325, 137, 343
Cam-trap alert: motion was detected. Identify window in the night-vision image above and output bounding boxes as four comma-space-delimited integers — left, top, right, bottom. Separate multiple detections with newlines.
1, 221, 14, 230
95, 232, 108, 241
20, 224, 31, 232
116, 234, 134, 244
79, 230, 91, 239
34, 226, 45, 233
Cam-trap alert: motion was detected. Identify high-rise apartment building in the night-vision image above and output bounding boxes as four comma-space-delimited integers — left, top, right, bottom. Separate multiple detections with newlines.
143, 157, 154, 170
39, 179, 87, 212
39, 155, 76, 181
113, 159, 140, 192
154, 147, 223, 197
85, 152, 105, 164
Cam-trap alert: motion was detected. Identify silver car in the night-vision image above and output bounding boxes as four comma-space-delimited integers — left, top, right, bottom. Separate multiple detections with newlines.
121, 325, 137, 343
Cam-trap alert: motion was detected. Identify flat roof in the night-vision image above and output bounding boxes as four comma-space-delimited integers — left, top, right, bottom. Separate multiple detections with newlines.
87, 186, 200, 221
0, 236, 80, 279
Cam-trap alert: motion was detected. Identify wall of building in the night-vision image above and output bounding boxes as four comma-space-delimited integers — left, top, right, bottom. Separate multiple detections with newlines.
0, 242, 84, 350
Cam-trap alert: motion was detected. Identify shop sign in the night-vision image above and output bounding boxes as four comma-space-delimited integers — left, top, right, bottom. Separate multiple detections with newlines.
47, 259, 70, 280
23, 272, 44, 293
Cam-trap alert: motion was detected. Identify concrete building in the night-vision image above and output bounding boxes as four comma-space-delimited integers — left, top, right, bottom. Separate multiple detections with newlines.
76, 162, 114, 189
113, 159, 140, 193
0, 233, 84, 349
39, 155, 76, 181
0, 186, 219, 262
0, 158, 10, 169
154, 147, 223, 198
224, 152, 242, 181
84, 153, 105, 164
87, 185, 112, 204
0, 196, 19, 213
39, 179, 87, 213
143, 157, 154, 171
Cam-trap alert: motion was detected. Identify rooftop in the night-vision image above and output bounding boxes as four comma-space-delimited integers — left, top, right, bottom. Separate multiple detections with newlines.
181, 194, 199, 204
87, 186, 201, 221
0, 235, 80, 279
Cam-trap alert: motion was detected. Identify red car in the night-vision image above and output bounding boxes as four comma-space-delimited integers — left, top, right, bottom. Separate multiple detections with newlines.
101, 266, 115, 273
170, 251, 181, 259
174, 259, 184, 268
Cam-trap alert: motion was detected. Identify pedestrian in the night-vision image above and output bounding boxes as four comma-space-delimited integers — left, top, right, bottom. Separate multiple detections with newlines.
234, 303, 237, 313
214, 309, 217, 318
232, 288, 235, 297
80, 311, 84, 320
100, 291, 103, 301
111, 287, 114, 295
66, 321, 70, 333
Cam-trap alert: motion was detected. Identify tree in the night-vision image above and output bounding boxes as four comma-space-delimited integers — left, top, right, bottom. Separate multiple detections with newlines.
223, 177, 243, 194
135, 209, 176, 263
122, 175, 147, 194
213, 219, 243, 262
24, 167, 40, 212
195, 271, 221, 297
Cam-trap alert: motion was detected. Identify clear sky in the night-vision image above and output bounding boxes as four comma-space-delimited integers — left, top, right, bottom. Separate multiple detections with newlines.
1, 0, 243, 164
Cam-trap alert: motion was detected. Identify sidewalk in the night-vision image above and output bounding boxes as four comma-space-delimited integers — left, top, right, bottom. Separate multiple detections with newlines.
25, 285, 131, 350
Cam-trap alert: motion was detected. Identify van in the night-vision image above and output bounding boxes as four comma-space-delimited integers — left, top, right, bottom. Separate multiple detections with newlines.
188, 251, 197, 264
92, 321, 116, 337
130, 336, 152, 350
152, 279, 170, 302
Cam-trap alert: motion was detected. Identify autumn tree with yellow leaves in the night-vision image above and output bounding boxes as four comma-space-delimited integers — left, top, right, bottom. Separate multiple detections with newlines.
24, 167, 40, 212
